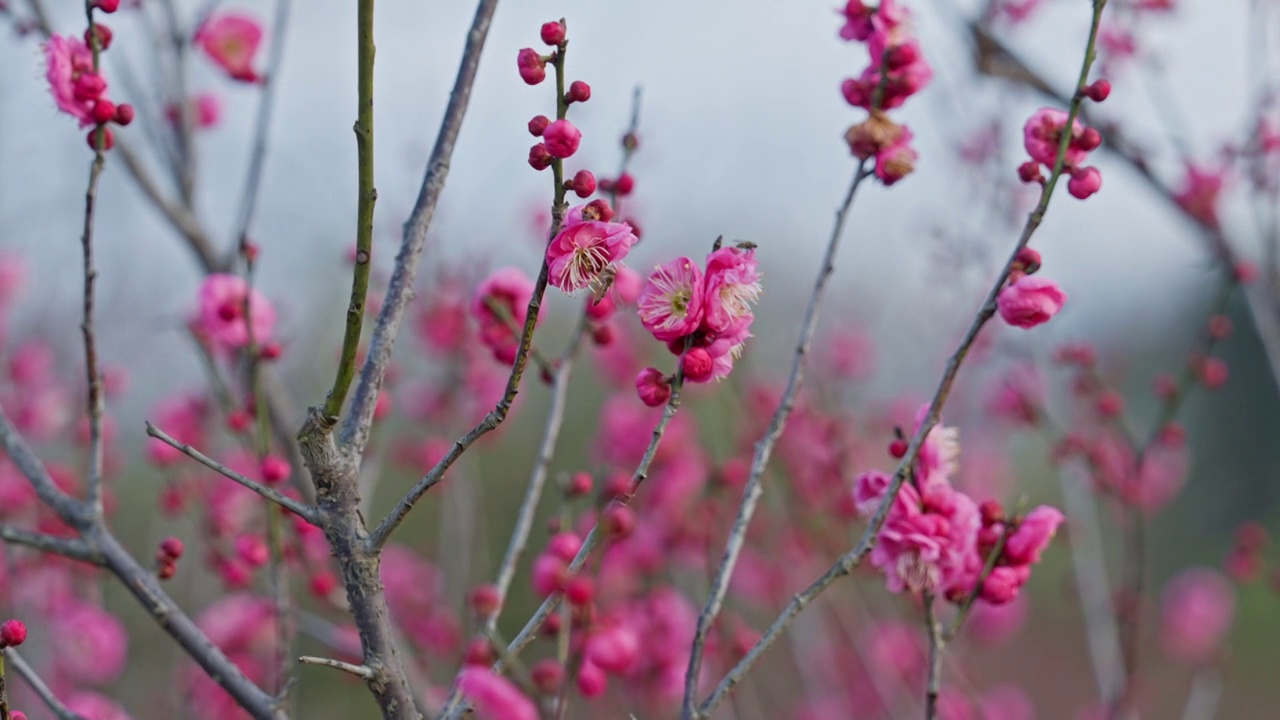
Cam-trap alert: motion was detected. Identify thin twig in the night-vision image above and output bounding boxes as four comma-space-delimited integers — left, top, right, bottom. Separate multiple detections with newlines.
298, 655, 374, 680
681, 160, 871, 719
0, 523, 103, 566
1179, 670, 1222, 720
322, 0, 377, 421
338, 0, 501, 454
486, 315, 589, 634
3, 649, 89, 720
697, 3, 1111, 714
923, 594, 945, 720
230, 0, 294, 261
80, 3, 108, 517
145, 422, 319, 524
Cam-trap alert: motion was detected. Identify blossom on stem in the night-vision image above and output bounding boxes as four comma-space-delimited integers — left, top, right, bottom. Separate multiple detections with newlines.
997, 275, 1067, 329
637, 258, 705, 342
471, 268, 536, 364
546, 210, 638, 294
195, 13, 264, 83
44, 34, 106, 127
195, 274, 277, 351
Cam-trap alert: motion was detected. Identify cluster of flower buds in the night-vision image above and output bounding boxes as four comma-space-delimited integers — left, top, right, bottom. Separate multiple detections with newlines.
996, 247, 1068, 329
1224, 521, 1270, 582
854, 407, 1064, 605
634, 242, 762, 403
43, 8, 135, 150
155, 536, 185, 580
1018, 102, 1107, 200
839, 0, 932, 185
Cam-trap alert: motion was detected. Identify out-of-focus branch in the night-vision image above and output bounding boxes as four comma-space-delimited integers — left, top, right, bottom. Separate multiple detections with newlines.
0, 523, 103, 566
439, 363, 691, 720
923, 594, 945, 720
681, 161, 872, 718
698, 3, 1111, 714
339, 0, 501, 454
145, 422, 318, 523
3, 649, 88, 720
0, 410, 285, 719
230, 0, 295, 260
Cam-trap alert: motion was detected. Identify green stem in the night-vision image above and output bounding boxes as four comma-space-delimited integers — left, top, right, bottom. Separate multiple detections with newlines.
324, 0, 377, 421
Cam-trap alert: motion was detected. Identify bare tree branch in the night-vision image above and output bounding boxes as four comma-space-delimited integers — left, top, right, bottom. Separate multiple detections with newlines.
3, 649, 89, 720
0, 523, 103, 566
682, 160, 872, 718
145, 422, 319, 524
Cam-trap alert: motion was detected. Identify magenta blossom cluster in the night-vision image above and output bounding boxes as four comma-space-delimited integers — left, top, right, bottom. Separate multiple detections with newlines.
854, 407, 1063, 604
470, 267, 536, 364
1018, 106, 1106, 199
44, 21, 135, 148
838, 0, 932, 185
634, 244, 761, 402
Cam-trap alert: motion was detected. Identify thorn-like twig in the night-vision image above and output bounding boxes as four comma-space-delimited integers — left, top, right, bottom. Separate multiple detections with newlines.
298, 655, 374, 679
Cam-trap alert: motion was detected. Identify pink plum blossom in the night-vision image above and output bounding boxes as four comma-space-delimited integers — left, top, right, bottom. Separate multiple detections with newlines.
997, 275, 1067, 328
471, 267, 536, 364
457, 667, 538, 720
196, 274, 277, 350
44, 34, 104, 127
701, 245, 761, 335
637, 257, 705, 341
195, 13, 264, 83
1160, 567, 1234, 664
546, 214, 637, 293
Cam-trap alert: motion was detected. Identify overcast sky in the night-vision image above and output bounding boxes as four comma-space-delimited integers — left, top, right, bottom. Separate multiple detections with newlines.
0, 0, 1267, 410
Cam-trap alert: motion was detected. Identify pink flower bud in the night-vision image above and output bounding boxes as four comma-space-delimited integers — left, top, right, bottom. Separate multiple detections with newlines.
567, 80, 591, 103
998, 276, 1066, 328
1160, 568, 1234, 663
565, 576, 595, 607
531, 659, 565, 694
91, 99, 116, 125
980, 567, 1020, 605
1085, 79, 1112, 102
548, 532, 581, 561
0, 619, 27, 647
527, 114, 550, 136
260, 454, 290, 484
86, 127, 115, 151
235, 534, 269, 568
1075, 127, 1103, 152
159, 536, 185, 559
1197, 357, 1228, 389
585, 198, 615, 222
73, 72, 106, 101
543, 119, 582, 159
602, 505, 636, 540
682, 348, 714, 383
528, 143, 553, 171
635, 367, 671, 407
540, 21, 565, 46
567, 471, 593, 497
1013, 247, 1042, 274
577, 660, 607, 697
112, 102, 134, 126
1208, 314, 1233, 340
1017, 161, 1043, 184
613, 172, 635, 195
93, 0, 120, 13
469, 584, 501, 618
517, 48, 546, 85
1068, 166, 1102, 199
531, 554, 567, 597
1095, 391, 1124, 418
571, 169, 597, 198
585, 625, 640, 674
85, 24, 113, 50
